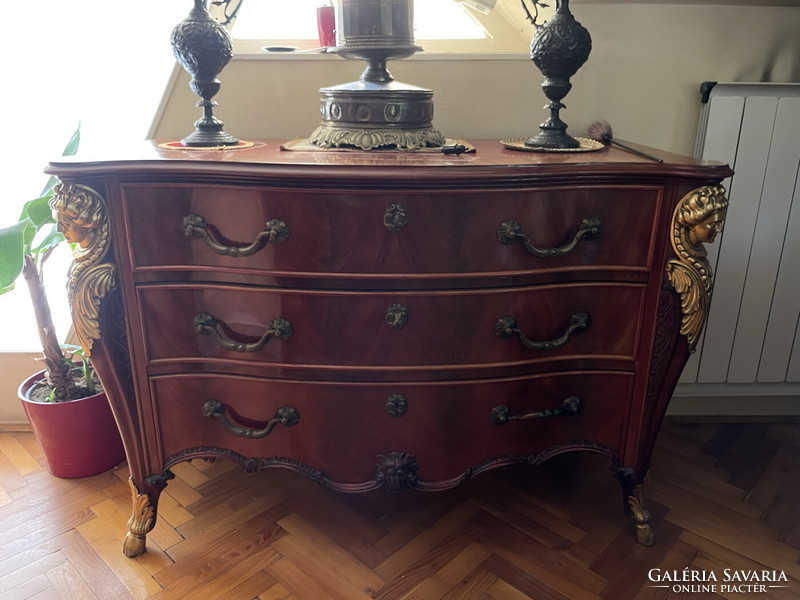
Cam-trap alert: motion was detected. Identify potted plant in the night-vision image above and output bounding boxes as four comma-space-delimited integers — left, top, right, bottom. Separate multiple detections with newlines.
0, 128, 125, 478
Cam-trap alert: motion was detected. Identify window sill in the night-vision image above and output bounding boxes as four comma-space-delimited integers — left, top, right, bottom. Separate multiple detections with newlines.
233, 51, 530, 62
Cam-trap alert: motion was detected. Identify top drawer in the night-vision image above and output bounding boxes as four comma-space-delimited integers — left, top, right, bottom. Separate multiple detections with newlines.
120, 183, 662, 284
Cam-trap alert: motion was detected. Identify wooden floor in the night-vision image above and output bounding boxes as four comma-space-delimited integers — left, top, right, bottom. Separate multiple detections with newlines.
0, 420, 799, 600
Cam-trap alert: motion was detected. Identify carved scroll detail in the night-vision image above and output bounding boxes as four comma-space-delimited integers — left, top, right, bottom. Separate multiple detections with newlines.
613, 467, 655, 546
665, 185, 728, 351
123, 479, 156, 558
49, 183, 116, 356
375, 452, 419, 492
627, 484, 655, 546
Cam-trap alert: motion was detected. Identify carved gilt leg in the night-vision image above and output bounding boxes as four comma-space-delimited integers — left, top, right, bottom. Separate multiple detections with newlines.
124, 479, 155, 557
123, 472, 174, 557
613, 467, 656, 546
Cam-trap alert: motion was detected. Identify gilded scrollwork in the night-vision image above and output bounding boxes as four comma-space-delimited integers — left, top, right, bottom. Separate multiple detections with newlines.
627, 484, 655, 546
665, 185, 728, 351
123, 479, 157, 558
309, 125, 445, 151
613, 467, 655, 546
49, 183, 116, 356
122, 473, 174, 558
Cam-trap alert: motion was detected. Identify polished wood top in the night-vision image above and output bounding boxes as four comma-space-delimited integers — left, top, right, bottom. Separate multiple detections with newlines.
46, 139, 733, 188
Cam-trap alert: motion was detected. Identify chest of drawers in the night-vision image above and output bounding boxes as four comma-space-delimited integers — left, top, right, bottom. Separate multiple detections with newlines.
47, 140, 731, 557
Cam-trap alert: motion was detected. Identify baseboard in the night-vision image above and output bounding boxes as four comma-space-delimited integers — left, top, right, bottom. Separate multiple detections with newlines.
667, 392, 800, 417
0, 423, 32, 433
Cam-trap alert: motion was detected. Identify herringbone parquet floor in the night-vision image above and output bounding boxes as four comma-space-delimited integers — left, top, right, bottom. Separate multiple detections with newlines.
0, 419, 798, 599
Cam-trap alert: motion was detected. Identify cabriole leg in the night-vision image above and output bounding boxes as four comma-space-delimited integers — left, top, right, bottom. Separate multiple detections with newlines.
613, 466, 655, 546
123, 473, 174, 557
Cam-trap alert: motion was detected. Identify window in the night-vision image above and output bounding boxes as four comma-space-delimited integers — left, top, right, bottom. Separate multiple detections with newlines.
232, 0, 486, 42
0, 1, 186, 351
227, 0, 527, 54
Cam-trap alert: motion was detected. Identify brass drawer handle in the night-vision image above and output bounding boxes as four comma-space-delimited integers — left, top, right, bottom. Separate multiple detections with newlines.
202, 399, 299, 438
495, 311, 591, 350
490, 396, 582, 425
183, 213, 289, 256
193, 312, 293, 353
497, 217, 602, 257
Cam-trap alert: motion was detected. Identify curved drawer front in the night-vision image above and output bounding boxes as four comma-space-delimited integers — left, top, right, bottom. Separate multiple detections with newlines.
153, 371, 633, 484
137, 282, 645, 369
121, 183, 661, 280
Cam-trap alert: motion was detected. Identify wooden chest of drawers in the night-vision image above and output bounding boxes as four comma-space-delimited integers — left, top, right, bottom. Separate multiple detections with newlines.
47, 140, 731, 557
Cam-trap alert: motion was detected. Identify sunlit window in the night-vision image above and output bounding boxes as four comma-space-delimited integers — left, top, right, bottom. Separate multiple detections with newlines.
0, 1, 185, 351
232, 0, 487, 41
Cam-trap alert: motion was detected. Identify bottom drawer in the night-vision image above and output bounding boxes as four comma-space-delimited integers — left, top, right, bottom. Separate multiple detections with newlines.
151, 371, 633, 485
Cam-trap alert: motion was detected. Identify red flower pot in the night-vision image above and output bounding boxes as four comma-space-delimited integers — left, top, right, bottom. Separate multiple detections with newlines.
18, 370, 126, 478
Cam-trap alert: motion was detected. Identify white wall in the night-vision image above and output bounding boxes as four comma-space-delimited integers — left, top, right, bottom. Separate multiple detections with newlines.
0, 354, 43, 427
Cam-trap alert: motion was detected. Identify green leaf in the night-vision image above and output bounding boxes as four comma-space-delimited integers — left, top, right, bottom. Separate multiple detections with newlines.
40, 126, 81, 197
63, 127, 81, 156
0, 221, 28, 292
39, 176, 59, 199
16, 196, 57, 256
31, 226, 65, 258
23, 194, 56, 228
20, 219, 38, 253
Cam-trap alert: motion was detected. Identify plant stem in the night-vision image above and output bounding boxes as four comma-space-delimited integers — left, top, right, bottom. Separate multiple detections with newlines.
22, 254, 73, 401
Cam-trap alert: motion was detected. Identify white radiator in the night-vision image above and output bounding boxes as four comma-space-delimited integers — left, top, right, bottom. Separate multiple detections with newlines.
679, 82, 800, 390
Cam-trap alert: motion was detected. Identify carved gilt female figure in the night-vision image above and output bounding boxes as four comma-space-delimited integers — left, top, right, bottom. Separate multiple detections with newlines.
49, 183, 116, 355
666, 185, 729, 351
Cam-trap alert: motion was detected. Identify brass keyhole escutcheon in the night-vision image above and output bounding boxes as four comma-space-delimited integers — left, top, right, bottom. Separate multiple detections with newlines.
386, 304, 409, 330
384, 203, 408, 233
386, 394, 408, 417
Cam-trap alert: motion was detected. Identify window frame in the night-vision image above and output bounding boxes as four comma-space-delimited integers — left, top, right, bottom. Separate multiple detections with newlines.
213, 1, 529, 55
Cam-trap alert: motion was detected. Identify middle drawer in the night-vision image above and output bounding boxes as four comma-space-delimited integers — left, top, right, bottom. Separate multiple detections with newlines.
137, 282, 645, 371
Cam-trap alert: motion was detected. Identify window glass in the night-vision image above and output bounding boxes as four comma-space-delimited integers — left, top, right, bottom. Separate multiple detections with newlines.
0, 1, 185, 351
232, 0, 487, 41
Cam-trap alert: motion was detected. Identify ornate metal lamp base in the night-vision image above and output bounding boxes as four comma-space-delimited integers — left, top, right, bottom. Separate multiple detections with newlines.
310, 124, 444, 151
310, 84, 445, 150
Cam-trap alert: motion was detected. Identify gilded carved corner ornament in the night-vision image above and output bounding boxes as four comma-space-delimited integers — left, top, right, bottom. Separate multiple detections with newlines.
49, 183, 116, 356
665, 185, 728, 351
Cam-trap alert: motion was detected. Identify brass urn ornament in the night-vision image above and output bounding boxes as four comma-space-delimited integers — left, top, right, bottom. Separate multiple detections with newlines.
310, 0, 446, 150
171, 0, 239, 147
520, 0, 592, 149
